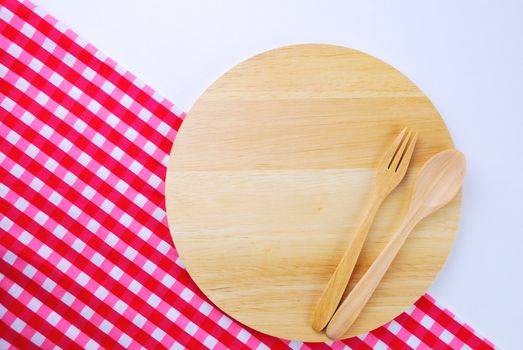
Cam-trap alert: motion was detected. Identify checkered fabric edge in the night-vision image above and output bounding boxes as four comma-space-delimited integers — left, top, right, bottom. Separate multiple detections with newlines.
0, 0, 495, 349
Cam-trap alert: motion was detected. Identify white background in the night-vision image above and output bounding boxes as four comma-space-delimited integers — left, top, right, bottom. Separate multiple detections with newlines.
32, 1, 523, 348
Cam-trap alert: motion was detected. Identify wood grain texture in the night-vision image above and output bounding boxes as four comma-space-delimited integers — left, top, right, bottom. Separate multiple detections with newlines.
312, 128, 417, 332
326, 150, 466, 339
165, 44, 461, 341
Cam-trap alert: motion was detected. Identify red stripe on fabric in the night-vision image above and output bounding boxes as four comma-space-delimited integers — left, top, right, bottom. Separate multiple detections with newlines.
0, 164, 209, 345
0, 106, 171, 266
342, 337, 374, 349
0, 81, 277, 347
415, 297, 493, 349
393, 311, 451, 349
0, 285, 82, 350
0, 209, 201, 350
370, 325, 412, 349
0, 202, 167, 349
0, 321, 37, 350
0, 144, 240, 349
3, 0, 182, 148
0, 257, 128, 350
0, 74, 166, 231
0, 33, 169, 190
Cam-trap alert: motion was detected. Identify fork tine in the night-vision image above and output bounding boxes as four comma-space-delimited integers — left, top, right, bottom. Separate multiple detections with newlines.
381, 127, 408, 169
395, 131, 418, 173
389, 129, 413, 171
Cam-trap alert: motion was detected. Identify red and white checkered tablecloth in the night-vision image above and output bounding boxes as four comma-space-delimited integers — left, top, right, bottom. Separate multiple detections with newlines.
0, 1, 496, 349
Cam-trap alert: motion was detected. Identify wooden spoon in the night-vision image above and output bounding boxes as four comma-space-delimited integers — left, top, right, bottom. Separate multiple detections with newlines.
325, 149, 466, 339
312, 127, 417, 332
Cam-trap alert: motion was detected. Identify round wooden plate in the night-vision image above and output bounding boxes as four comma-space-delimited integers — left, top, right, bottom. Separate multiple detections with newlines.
165, 44, 460, 341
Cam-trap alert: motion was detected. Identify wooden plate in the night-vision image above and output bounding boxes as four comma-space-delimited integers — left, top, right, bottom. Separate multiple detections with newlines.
165, 44, 460, 341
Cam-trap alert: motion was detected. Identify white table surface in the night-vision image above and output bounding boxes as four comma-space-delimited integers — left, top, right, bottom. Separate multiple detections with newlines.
32, 1, 523, 348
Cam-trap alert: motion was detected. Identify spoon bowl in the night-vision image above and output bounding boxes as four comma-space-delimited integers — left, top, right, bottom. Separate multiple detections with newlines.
325, 149, 466, 339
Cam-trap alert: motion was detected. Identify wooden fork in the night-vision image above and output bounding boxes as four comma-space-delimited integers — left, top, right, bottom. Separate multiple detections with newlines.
311, 127, 418, 332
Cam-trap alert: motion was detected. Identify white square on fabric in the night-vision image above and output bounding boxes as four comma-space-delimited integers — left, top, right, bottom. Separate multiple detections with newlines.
99, 319, 113, 333
77, 152, 91, 167
147, 294, 161, 308
120, 94, 133, 109
42, 38, 57, 53
37, 244, 52, 259
143, 260, 155, 274
58, 138, 73, 153
67, 205, 82, 220
65, 325, 81, 340
14, 197, 30, 211
91, 133, 105, 147
86, 219, 100, 233
62, 53, 76, 67
237, 329, 250, 343
11, 318, 26, 333
40, 125, 54, 140
118, 334, 132, 348
31, 333, 45, 347
82, 185, 96, 200
34, 211, 49, 225
217, 315, 232, 329
124, 127, 138, 142
6, 130, 20, 145
20, 23, 36, 37
132, 313, 146, 328
82, 67, 96, 81
101, 81, 116, 94
8, 283, 23, 299
165, 307, 180, 322
46, 311, 61, 327
123, 247, 138, 261
113, 300, 127, 314
14, 77, 30, 92
68, 86, 83, 100
28, 58, 44, 73
29, 177, 44, 192
407, 335, 422, 348
110, 147, 125, 161
151, 328, 166, 342
80, 305, 95, 320
27, 297, 42, 312
49, 72, 63, 87
105, 232, 119, 248
96, 167, 110, 182
22, 264, 37, 279
203, 335, 218, 349
44, 158, 59, 172
61, 291, 75, 306
71, 238, 86, 254
21, 111, 35, 125
53, 225, 67, 239
76, 272, 90, 287
42, 278, 57, 293
109, 266, 124, 280
91, 252, 105, 267
73, 119, 87, 133
184, 322, 198, 336
7, 43, 23, 58
180, 288, 194, 302
128, 280, 143, 294
94, 286, 109, 301
2, 251, 16, 265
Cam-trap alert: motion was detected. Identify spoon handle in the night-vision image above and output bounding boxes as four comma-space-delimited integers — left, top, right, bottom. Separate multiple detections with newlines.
312, 190, 382, 331
325, 212, 419, 339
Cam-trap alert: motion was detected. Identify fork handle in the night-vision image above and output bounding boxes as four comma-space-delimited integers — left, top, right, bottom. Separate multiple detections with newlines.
325, 211, 420, 339
311, 190, 382, 332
